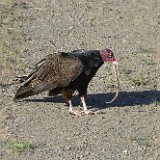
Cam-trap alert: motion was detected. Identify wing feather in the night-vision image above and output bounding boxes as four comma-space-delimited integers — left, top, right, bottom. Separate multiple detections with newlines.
14, 53, 84, 99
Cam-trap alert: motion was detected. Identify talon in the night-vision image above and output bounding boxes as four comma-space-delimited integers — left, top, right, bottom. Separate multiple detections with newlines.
81, 109, 97, 115
69, 110, 81, 116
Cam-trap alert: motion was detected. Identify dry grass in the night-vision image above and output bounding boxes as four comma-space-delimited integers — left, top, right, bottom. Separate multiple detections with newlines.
0, 0, 21, 84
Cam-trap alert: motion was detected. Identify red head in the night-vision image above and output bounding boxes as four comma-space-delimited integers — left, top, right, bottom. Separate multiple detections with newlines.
100, 48, 116, 63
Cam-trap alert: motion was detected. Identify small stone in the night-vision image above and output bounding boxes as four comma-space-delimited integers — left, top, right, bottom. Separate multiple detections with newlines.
123, 150, 128, 154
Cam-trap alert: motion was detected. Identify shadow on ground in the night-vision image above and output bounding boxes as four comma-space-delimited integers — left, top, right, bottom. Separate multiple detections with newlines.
25, 90, 160, 109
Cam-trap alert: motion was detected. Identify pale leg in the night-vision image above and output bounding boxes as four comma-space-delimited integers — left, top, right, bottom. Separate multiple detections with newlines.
68, 100, 81, 115
80, 96, 95, 115
68, 100, 73, 112
80, 96, 87, 111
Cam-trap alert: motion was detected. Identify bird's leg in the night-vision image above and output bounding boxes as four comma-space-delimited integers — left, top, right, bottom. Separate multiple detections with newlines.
80, 96, 95, 115
67, 99, 81, 115
78, 87, 96, 115
61, 89, 80, 115
80, 96, 87, 111
68, 100, 73, 112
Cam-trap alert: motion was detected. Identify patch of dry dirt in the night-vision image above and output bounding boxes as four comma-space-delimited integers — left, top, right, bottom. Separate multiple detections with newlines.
0, 0, 160, 160
0, 111, 5, 140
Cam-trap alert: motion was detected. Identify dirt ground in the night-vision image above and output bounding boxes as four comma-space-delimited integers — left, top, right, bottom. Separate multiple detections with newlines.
0, 0, 160, 159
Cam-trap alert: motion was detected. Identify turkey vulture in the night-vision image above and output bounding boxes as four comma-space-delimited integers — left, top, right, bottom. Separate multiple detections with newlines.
14, 49, 120, 115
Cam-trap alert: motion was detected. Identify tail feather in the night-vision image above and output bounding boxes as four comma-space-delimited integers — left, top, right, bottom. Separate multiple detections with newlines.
14, 80, 52, 100
13, 76, 28, 83
14, 85, 35, 100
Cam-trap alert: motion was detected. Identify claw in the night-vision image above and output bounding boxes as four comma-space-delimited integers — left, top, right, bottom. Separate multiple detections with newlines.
69, 109, 101, 115
81, 109, 98, 115
69, 110, 81, 116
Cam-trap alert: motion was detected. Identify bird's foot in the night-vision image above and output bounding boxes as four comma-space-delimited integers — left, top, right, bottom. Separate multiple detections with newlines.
69, 110, 81, 116
81, 109, 98, 115
69, 108, 101, 116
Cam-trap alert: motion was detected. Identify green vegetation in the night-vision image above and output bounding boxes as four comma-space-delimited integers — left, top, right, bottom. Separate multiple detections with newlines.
130, 136, 152, 147
136, 46, 155, 54
129, 76, 143, 87
4, 139, 35, 153
151, 99, 160, 106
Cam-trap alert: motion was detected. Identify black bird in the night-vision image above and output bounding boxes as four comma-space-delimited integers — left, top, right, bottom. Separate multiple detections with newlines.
14, 48, 120, 115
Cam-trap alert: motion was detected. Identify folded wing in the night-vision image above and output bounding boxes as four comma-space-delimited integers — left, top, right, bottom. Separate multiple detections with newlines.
14, 53, 84, 99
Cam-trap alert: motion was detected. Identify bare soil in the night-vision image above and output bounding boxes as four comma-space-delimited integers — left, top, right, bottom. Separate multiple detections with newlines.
0, 0, 160, 160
